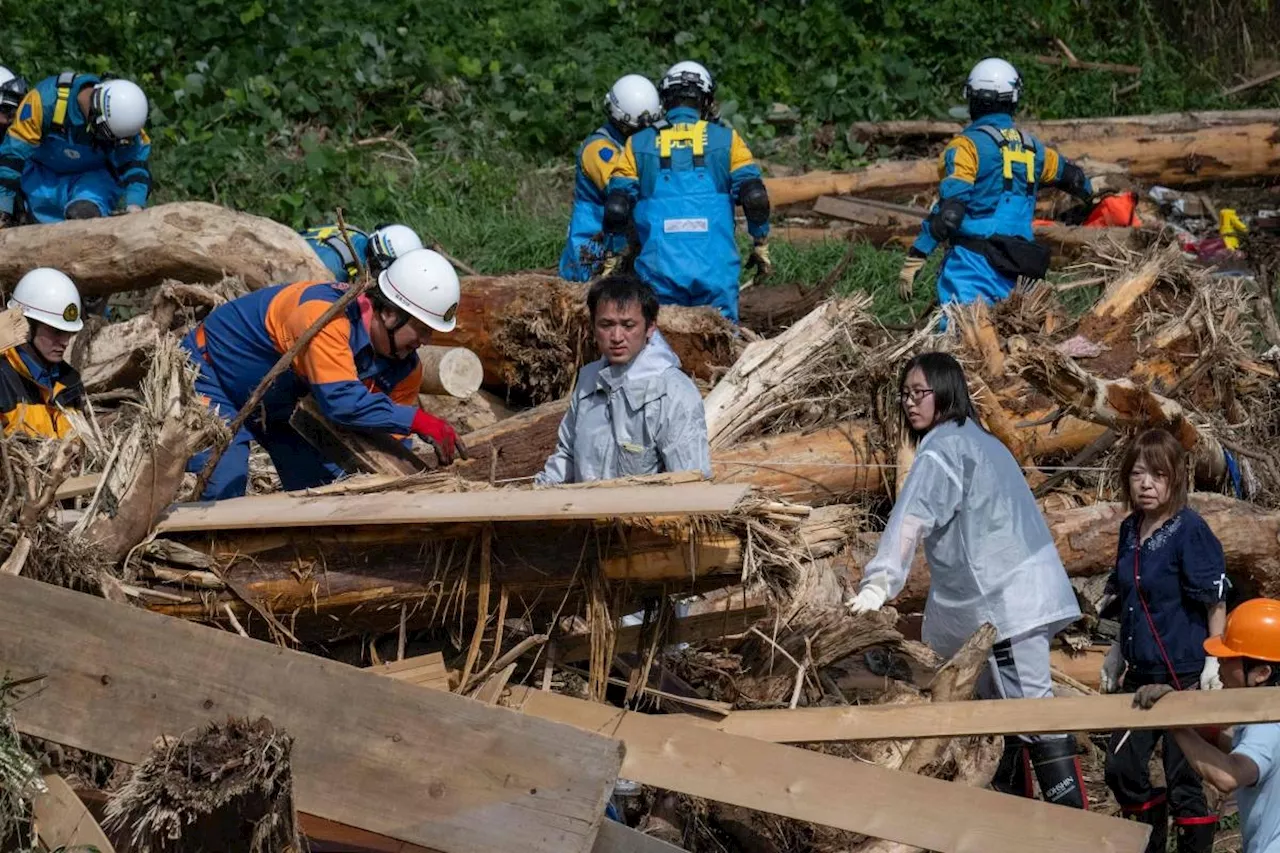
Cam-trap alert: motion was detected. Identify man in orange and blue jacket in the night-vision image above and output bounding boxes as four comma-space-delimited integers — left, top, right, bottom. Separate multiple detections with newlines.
183, 250, 465, 500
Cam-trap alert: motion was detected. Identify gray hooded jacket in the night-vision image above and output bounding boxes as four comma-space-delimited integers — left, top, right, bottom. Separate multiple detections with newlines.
535, 330, 711, 485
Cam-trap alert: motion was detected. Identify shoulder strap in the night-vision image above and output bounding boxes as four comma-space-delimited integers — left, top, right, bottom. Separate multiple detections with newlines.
50, 72, 76, 133
322, 233, 361, 279
656, 120, 708, 170
973, 125, 1007, 147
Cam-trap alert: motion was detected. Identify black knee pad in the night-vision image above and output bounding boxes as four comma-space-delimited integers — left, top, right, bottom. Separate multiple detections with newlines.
65, 200, 103, 220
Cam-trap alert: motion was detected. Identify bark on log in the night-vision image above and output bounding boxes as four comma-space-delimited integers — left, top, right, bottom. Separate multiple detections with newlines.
712, 422, 890, 505
435, 274, 741, 402
417, 345, 484, 398
290, 395, 431, 477
773, 120, 1280, 208
455, 396, 571, 483
0, 202, 331, 296
845, 110, 1280, 146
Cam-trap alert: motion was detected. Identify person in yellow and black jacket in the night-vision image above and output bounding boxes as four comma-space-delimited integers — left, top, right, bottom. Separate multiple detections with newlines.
0, 268, 85, 438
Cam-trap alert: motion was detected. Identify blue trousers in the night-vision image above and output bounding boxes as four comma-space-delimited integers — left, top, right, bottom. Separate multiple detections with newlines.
936, 243, 1017, 306
182, 333, 344, 501
21, 162, 122, 223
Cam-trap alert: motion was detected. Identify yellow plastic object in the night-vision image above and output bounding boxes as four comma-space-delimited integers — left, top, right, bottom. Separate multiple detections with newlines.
1220, 207, 1248, 250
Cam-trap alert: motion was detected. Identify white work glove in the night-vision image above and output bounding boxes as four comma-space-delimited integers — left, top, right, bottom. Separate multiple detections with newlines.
1099, 644, 1125, 694
898, 254, 927, 301
1200, 656, 1222, 691
845, 584, 888, 615
126, 204, 143, 214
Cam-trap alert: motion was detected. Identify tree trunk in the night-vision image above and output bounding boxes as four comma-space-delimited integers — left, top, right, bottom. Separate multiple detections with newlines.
455, 396, 571, 483
845, 109, 1280, 146
289, 396, 431, 477
0, 202, 330, 296
435, 274, 741, 402
712, 422, 889, 505
67, 314, 159, 394
771, 119, 1280, 208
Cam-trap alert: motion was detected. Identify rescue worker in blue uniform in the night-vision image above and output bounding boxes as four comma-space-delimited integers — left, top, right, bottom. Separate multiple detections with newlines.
184, 249, 466, 500
0, 74, 151, 225
899, 58, 1093, 307
558, 74, 661, 282
603, 61, 772, 323
0, 68, 29, 136
301, 222, 424, 283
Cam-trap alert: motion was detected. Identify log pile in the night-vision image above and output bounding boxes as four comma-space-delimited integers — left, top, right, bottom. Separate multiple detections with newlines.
5, 113, 1280, 851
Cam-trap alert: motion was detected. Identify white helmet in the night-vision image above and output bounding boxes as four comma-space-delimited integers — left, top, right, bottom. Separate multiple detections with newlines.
660, 61, 715, 97
0, 67, 13, 89
964, 57, 1022, 105
605, 74, 660, 133
377, 249, 460, 334
89, 79, 149, 142
368, 224, 425, 274
8, 268, 83, 333
0, 67, 27, 115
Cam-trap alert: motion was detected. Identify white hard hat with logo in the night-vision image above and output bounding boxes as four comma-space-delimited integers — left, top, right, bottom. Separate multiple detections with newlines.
377, 249, 460, 334
8, 268, 84, 332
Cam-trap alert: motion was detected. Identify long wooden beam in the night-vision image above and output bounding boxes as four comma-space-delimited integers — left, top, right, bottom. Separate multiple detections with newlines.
666, 689, 1280, 743
155, 482, 751, 533
498, 688, 1148, 853
0, 574, 622, 853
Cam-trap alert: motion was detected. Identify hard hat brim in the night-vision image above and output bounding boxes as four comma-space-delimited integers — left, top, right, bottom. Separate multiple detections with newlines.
1203, 635, 1242, 658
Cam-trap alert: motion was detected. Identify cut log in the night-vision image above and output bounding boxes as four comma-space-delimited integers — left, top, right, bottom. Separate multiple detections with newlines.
67, 313, 158, 394
418, 345, 484, 398
290, 395, 430, 477
777, 119, 1280, 208
435, 274, 740, 402
0, 573, 624, 853
421, 388, 516, 434
0, 202, 331, 296
713, 421, 890, 504
455, 395, 570, 483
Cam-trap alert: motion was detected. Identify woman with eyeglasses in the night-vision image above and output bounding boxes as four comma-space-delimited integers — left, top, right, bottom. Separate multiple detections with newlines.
847, 351, 1085, 809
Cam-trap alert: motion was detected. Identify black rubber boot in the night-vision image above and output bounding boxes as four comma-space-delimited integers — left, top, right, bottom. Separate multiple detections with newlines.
1174, 818, 1217, 853
1028, 736, 1088, 809
1123, 797, 1169, 853
991, 737, 1033, 798
64, 199, 102, 219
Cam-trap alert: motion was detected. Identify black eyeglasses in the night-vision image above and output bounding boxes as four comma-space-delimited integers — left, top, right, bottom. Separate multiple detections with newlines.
899, 388, 934, 404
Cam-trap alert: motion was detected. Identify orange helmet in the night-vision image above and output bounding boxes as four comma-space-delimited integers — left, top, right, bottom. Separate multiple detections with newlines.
1204, 598, 1280, 662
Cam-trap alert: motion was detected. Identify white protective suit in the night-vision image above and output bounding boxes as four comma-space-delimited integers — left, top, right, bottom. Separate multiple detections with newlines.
858, 418, 1080, 658
535, 329, 712, 485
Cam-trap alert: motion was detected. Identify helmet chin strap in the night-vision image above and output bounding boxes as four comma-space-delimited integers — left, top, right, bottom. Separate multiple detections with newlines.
383, 312, 412, 359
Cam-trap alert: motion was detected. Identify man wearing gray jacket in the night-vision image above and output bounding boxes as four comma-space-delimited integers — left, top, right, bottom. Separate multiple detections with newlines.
536, 273, 711, 485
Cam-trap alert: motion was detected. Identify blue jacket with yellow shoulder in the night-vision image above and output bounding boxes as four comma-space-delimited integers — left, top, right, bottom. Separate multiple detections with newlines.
0, 345, 84, 439
607, 106, 767, 322
559, 124, 626, 281
0, 72, 152, 216
191, 281, 422, 432
301, 225, 371, 283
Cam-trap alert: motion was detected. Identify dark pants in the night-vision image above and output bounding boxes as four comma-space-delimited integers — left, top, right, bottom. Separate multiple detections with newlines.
1105, 671, 1216, 853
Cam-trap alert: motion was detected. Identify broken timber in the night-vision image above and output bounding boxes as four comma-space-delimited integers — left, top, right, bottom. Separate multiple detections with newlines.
156, 482, 751, 532
0, 573, 623, 853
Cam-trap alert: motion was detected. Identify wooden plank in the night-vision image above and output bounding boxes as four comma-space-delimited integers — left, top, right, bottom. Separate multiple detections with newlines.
156, 483, 752, 533
560, 602, 768, 663
374, 652, 454, 691
502, 689, 1147, 853
666, 688, 1280, 743
594, 819, 689, 853
54, 472, 101, 501
0, 574, 622, 853
32, 773, 115, 853
813, 195, 927, 227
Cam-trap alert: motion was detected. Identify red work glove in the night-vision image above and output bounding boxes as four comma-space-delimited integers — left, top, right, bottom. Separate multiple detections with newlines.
411, 409, 463, 465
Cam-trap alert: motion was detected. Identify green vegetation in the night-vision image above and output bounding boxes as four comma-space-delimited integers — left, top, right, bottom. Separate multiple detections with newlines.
4, 0, 1278, 299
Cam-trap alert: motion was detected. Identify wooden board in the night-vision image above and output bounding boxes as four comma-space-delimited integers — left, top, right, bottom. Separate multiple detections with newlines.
156, 483, 752, 533
813, 195, 927, 227
32, 773, 115, 853
502, 689, 1148, 853
0, 574, 622, 853
374, 652, 454, 691
53, 473, 101, 501
666, 687, 1280, 743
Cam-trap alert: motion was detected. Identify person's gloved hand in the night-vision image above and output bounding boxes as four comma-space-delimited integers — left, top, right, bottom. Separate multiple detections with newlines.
1200, 656, 1223, 691
845, 584, 888, 615
598, 253, 621, 278
898, 253, 927, 301
747, 239, 773, 280
1099, 643, 1126, 694
1133, 683, 1175, 710
411, 409, 462, 465
126, 204, 143, 214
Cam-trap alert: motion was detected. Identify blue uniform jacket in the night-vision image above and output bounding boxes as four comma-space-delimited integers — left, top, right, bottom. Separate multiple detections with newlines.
0, 73, 151, 217
559, 124, 626, 281
301, 225, 371, 283
1107, 508, 1228, 681
191, 281, 421, 433
607, 106, 766, 322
